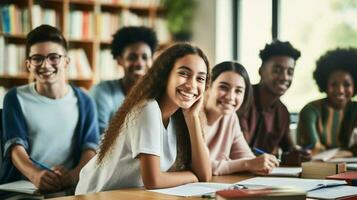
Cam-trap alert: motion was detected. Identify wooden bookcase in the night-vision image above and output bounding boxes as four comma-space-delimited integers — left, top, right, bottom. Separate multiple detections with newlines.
0, 0, 166, 90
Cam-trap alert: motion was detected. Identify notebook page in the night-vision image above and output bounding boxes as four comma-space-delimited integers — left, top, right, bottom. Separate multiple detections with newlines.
308, 185, 357, 199
268, 167, 302, 177
0, 180, 37, 194
148, 182, 232, 197
237, 177, 346, 192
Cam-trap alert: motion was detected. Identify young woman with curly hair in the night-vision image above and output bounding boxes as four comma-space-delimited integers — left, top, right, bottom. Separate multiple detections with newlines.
75, 43, 212, 194
297, 48, 357, 156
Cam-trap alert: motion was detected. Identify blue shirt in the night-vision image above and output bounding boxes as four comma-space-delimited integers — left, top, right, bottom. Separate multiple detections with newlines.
0, 85, 100, 184
90, 79, 125, 134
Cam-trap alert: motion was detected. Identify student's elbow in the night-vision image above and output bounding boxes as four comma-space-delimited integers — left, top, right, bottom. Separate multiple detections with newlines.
142, 175, 162, 190
198, 170, 212, 182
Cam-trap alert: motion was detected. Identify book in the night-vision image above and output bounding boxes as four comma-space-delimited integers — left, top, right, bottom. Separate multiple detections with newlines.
326, 171, 357, 185
215, 187, 306, 200
301, 161, 346, 179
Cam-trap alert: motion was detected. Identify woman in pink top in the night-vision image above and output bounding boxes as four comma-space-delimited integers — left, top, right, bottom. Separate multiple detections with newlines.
204, 61, 279, 175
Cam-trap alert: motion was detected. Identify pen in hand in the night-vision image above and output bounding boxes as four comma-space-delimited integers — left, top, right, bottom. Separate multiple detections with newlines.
253, 147, 281, 162
29, 157, 54, 172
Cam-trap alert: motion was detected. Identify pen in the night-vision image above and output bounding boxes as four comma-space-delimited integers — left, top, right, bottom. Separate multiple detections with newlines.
253, 147, 281, 162
201, 193, 215, 199
29, 157, 53, 172
304, 144, 314, 150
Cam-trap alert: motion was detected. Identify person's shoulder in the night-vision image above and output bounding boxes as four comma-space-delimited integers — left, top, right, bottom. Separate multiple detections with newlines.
71, 86, 92, 102
276, 99, 289, 112
301, 99, 325, 111
95, 79, 121, 90
140, 99, 160, 113
4, 85, 29, 99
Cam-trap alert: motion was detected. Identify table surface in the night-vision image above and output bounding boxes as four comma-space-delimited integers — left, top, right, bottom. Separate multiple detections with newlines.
48, 174, 253, 200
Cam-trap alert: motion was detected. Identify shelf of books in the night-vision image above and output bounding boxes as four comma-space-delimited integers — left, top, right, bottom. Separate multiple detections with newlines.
0, 0, 169, 90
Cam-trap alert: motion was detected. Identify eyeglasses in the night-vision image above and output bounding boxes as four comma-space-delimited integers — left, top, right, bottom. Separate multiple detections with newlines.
28, 53, 65, 66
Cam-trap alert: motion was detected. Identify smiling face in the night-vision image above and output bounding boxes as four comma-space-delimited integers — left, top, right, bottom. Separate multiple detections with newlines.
259, 55, 295, 97
26, 42, 69, 87
165, 54, 207, 109
118, 42, 153, 85
206, 71, 246, 116
326, 70, 354, 109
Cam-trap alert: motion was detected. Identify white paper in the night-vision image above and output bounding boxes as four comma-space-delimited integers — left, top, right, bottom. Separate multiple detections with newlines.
308, 185, 357, 199
347, 163, 357, 170
312, 148, 339, 162
237, 177, 346, 192
328, 157, 357, 163
268, 167, 302, 177
0, 180, 37, 194
148, 182, 232, 197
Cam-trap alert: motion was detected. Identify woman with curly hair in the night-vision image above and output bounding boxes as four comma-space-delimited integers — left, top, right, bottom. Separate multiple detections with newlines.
75, 43, 212, 194
297, 48, 357, 156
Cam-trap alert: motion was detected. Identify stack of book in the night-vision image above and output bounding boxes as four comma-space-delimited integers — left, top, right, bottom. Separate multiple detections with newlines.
301, 162, 346, 179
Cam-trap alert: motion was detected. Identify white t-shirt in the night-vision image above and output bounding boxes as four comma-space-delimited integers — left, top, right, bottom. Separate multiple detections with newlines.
17, 83, 78, 169
75, 100, 177, 194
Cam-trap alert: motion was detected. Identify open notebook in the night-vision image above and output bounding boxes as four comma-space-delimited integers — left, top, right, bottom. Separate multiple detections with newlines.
0, 180, 38, 194
312, 148, 340, 162
237, 177, 353, 199
149, 182, 233, 197
237, 177, 346, 192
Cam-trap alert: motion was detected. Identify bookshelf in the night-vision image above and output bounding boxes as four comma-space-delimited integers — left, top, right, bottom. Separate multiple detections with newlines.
0, 0, 168, 90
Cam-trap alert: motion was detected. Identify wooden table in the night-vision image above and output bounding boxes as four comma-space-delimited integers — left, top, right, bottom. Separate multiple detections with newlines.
48, 174, 253, 200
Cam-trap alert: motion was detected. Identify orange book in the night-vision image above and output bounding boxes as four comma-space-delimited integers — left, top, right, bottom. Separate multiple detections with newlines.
326, 171, 357, 186
215, 187, 306, 200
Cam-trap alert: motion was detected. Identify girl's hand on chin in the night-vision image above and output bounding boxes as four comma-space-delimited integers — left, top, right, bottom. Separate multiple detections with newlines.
183, 95, 203, 118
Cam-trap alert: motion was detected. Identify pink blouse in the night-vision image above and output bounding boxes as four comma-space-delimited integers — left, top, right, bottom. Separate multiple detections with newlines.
205, 113, 255, 175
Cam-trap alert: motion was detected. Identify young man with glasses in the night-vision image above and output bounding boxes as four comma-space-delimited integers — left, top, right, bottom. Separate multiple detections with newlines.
0, 25, 99, 192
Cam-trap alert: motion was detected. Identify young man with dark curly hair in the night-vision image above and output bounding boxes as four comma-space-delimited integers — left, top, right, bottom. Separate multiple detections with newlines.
90, 26, 158, 133
239, 40, 311, 166
297, 48, 357, 156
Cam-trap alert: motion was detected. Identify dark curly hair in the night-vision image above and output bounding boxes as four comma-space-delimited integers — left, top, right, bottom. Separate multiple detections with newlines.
259, 40, 301, 64
111, 26, 158, 59
313, 48, 357, 95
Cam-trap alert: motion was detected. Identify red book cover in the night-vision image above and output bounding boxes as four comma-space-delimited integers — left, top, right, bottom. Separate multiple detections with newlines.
326, 171, 357, 185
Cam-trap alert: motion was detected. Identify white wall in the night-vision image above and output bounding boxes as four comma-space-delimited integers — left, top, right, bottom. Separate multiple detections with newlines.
191, 0, 233, 67
191, 0, 216, 66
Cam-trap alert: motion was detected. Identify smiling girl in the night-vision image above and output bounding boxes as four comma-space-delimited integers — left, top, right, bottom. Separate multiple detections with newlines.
297, 48, 357, 156
75, 43, 212, 194
204, 61, 279, 175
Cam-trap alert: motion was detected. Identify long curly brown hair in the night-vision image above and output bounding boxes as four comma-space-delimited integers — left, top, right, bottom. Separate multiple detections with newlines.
97, 43, 210, 165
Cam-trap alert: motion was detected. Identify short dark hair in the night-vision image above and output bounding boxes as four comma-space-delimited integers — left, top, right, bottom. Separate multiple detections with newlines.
111, 26, 158, 59
211, 61, 252, 114
313, 48, 357, 95
26, 25, 67, 57
259, 40, 301, 64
